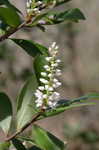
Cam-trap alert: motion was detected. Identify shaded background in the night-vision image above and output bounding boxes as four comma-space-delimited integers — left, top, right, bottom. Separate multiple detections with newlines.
1, 0, 99, 149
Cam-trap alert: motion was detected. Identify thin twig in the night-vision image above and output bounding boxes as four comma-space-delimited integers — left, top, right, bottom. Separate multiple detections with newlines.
5, 112, 42, 142
0, 21, 26, 42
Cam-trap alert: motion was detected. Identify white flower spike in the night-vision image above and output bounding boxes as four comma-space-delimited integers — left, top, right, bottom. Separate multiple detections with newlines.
34, 42, 62, 109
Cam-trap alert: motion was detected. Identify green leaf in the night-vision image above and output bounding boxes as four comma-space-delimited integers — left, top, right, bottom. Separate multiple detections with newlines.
0, 92, 13, 134
12, 138, 27, 150
71, 93, 99, 103
33, 8, 85, 26
37, 93, 99, 120
54, 8, 85, 22
11, 39, 49, 57
32, 125, 65, 150
16, 75, 38, 130
41, 103, 95, 119
0, 142, 10, 150
0, 7, 21, 27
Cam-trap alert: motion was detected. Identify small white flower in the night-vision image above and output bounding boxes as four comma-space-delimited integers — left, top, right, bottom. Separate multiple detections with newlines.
26, 2, 30, 8
33, 8, 39, 11
55, 45, 59, 50
49, 87, 54, 91
53, 92, 60, 100
48, 101, 57, 108
51, 42, 56, 48
40, 78, 48, 84
45, 85, 49, 90
53, 82, 62, 88
56, 81, 62, 86
53, 78, 58, 83
51, 63, 58, 67
34, 90, 43, 98
56, 69, 61, 72
37, 1, 43, 5
41, 72, 47, 77
44, 65, 49, 69
38, 86, 45, 91
56, 69, 61, 76
43, 94, 47, 99
44, 65, 50, 71
45, 57, 52, 61
54, 92, 60, 96
48, 73, 53, 78
48, 101, 53, 106
52, 102, 57, 107
56, 59, 61, 63
29, 0, 32, 3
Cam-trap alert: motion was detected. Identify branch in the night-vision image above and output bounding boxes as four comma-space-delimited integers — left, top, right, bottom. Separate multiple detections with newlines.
0, 4, 47, 43
0, 22, 26, 42
5, 112, 42, 142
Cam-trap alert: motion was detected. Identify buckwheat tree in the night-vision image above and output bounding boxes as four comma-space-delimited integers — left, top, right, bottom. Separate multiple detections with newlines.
0, 0, 99, 150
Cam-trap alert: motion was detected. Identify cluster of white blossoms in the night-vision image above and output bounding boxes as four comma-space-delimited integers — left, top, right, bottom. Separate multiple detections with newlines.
26, 0, 43, 14
34, 42, 62, 109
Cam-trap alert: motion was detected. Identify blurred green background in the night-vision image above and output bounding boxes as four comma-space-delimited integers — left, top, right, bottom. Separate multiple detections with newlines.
1, 0, 99, 149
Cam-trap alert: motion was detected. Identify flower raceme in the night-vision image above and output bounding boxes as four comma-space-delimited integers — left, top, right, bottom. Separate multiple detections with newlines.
34, 42, 62, 109
26, 0, 57, 16
26, 0, 43, 15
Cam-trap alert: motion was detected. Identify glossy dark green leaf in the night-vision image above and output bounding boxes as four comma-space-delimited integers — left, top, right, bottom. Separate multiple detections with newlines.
16, 75, 38, 130
0, 92, 13, 134
32, 125, 65, 150
12, 138, 27, 150
0, 7, 21, 27
11, 39, 49, 57
0, 142, 10, 150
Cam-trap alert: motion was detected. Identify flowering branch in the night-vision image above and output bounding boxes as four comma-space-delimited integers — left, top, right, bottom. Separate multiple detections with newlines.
0, 0, 47, 43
